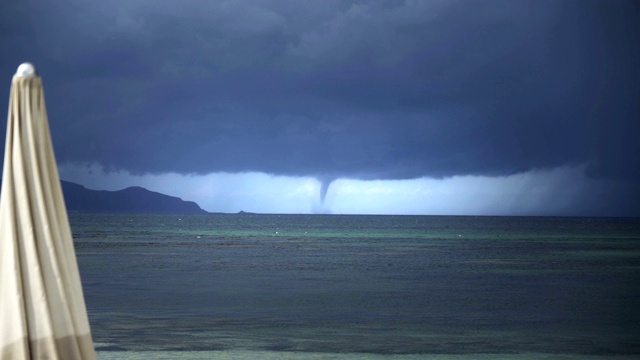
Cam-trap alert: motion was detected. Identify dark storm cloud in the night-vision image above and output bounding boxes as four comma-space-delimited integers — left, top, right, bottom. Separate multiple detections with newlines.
1, 0, 638, 188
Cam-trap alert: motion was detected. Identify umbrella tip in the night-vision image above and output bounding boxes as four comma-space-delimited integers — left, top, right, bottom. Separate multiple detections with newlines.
15, 63, 37, 77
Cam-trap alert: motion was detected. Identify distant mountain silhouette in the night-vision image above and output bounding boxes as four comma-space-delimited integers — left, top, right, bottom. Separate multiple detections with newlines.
60, 180, 208, 214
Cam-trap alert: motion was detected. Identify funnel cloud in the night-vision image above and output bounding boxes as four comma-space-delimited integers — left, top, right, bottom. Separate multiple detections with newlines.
318, 177, 334, 206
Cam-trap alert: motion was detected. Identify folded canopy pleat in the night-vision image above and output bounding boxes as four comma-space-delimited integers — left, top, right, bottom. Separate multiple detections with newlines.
1, 71, 96, 359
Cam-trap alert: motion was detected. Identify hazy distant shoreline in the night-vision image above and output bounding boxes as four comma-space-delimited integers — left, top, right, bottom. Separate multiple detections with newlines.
60, 180, 208, 214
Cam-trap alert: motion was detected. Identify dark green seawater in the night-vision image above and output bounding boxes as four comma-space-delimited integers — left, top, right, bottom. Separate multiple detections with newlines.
70, 214, 640, 359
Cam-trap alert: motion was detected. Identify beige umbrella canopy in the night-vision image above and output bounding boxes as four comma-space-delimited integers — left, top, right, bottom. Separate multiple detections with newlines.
0, 64, 96, 359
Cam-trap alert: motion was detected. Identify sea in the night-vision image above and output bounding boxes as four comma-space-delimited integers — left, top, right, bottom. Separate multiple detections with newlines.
69, 214, 640, 359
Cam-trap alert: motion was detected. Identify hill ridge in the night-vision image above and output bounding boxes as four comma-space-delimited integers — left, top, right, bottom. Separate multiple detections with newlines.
60, 180, 208, 214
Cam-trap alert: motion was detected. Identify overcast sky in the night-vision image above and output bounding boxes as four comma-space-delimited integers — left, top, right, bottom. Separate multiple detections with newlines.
1, 0, 638, 216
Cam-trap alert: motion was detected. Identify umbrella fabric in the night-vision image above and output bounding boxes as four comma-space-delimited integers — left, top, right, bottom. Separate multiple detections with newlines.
0, 67, 96, 359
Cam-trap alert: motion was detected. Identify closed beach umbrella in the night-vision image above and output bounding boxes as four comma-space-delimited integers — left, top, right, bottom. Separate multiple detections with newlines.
0, 64, 96, 359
